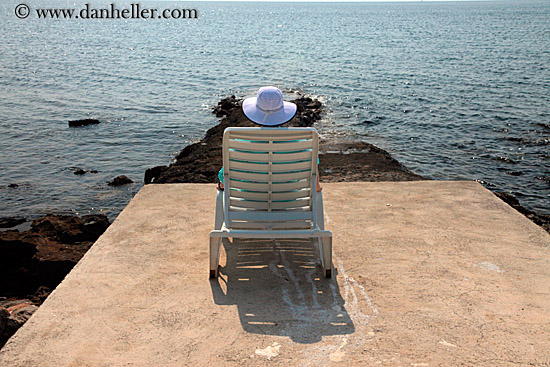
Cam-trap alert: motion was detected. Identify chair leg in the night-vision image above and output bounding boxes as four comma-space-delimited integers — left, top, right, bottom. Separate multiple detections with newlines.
321, 236, 332, 278
316, 191, 325, 230
317, 237, 325, 268
215, 190, 224, 230
210, 237, 221, 278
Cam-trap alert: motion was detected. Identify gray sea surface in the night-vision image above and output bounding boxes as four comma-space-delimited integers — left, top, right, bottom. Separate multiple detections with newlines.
1, 0, 548, 220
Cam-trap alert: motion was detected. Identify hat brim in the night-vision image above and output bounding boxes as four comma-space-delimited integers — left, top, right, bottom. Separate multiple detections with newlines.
242, 97, 297, 126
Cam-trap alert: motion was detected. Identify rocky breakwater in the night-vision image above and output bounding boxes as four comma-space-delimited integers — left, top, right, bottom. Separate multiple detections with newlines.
0, 214, 110, 348
145, 95, 424, 184
145, 94, 549, 233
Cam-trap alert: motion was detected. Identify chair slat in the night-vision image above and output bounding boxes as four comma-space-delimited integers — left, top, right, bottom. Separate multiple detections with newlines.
271, 151, 313, 162
229, 190, 269, 201
229, 170, 269, 182
228, 140, 313, 153
271, 189, 311, 201
228, 132, 314, 141
229, 160, 312, 173
228, 150, 270, 162
229, 180, 269, 191
271, 199, 311, 209
230, 199, 269, 210
228, 211, 313, 221
229, 221, 313, 229
229, 160, 269, 171
272, 170, 311, 181
271, 180, 311, 191
229, 189, 311, 201
271, 161, 312, 172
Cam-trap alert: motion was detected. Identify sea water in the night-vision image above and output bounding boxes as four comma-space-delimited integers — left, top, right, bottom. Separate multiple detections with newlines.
0, 0, 548, 220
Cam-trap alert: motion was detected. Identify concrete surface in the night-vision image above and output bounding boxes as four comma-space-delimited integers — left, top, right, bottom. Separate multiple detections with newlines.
0, 182, 549, 366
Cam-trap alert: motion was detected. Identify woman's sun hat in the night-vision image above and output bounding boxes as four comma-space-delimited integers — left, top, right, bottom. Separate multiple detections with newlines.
242, 86, 297, 126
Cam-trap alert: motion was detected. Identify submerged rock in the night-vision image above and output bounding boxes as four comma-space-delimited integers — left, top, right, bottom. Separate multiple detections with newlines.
68, 119, 101, 127
492, 156, 518, 164
504, 171, 523, 176
0, 217, 26, 229
108, 175, 134, 186
73, 168, 98, 175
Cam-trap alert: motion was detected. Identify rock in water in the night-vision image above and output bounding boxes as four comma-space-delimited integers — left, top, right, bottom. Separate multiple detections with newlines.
107, 175, 134, 186
0, 217, 26, 229
68, 119, 101, 127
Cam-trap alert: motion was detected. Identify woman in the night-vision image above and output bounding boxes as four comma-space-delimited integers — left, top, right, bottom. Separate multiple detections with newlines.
217, 86, 322, 192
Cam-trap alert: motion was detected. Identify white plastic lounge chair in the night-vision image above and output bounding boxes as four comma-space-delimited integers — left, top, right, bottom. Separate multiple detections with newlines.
210, 127, 333, 278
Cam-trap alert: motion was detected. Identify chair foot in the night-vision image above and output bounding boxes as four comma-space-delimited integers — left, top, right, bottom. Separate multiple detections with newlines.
325, 268, 332, 278
210, 237, 221, 279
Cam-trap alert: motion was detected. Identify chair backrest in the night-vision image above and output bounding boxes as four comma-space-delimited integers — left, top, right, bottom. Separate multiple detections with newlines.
223, 127, 319, 230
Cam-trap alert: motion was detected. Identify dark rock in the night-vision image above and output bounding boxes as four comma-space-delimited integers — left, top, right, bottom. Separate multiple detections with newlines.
494, 192, 520, 207
30, 214, 110, 244
492, 156, 518, 164
0, 213, 110, 348
505, 137, 524, 143
494, 192, 549, 233
73, 168, 98, 175
68, 119, 101, 127
0, 217, 26, 229
212, 95, 241, 117
504, 171, 523, 176
81, 215, 110, 240
27, 286, 51, 305
107, 175, 134, 186
0, 298, 38, 348
144, 166, 167, 184
0, 238, 37, 270
7, 184, 18, 188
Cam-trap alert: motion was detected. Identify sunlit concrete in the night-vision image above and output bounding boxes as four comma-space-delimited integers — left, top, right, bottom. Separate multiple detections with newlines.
1, 182, 548, 366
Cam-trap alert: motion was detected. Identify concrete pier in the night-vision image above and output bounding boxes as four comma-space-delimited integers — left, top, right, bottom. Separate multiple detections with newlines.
1, 182, 549, 366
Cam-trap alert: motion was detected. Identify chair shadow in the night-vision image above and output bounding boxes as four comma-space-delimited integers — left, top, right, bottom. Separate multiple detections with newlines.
210, 238, 355, 344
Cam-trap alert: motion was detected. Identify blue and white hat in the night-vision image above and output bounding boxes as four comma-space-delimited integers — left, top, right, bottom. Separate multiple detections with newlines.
242, 86, 297, 126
